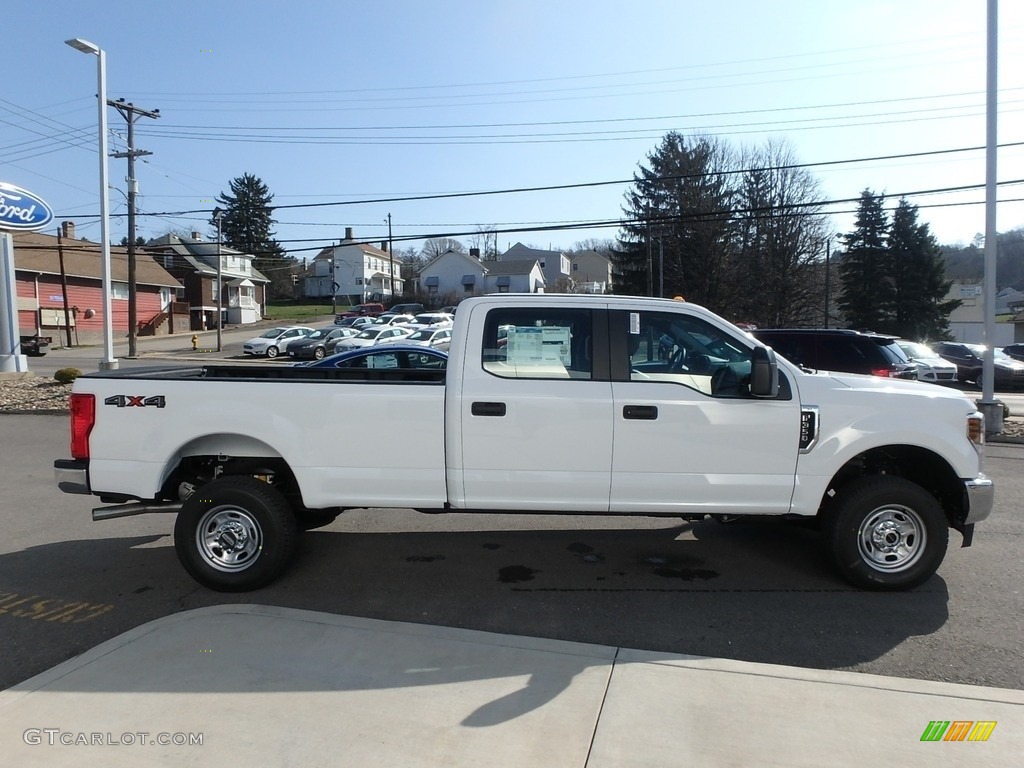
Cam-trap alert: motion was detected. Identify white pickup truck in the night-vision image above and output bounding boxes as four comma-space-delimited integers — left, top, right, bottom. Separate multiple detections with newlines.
54, 295, 992, 592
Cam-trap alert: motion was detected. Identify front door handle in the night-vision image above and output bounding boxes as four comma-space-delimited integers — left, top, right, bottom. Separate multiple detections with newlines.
623, 405, 658, 420
472, 401, 506, 417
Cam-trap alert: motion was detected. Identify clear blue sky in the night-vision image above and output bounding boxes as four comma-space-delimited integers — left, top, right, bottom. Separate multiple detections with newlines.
3, 0, 1022, 260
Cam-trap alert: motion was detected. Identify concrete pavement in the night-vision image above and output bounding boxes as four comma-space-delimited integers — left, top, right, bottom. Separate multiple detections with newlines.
1, 604, 1021, 767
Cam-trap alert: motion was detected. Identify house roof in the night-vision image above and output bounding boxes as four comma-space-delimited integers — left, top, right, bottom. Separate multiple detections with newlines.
420, 248, 486, 274
484, 259, 542, 276
501, 242, 566, 260
9, 230, 181, 288
313, 240, 400, 261
143, 233, 269, 283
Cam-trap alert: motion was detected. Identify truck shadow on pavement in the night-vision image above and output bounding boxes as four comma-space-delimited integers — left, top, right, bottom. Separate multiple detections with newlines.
1, 522, 951, 723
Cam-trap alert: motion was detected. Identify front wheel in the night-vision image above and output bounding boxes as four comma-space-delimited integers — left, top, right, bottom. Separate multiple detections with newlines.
824, 476, 948, 590
174, 476, 298, 591
266, 346, 279, 359
313, 347, 326, 360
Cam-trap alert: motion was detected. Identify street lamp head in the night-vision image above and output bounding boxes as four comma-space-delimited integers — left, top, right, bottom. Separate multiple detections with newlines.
65, 38, 100, 55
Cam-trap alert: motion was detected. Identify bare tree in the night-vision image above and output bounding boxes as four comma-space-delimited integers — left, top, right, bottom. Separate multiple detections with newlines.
468, 227, 499, 260
732, 138, 829, 327
420, 237, 466, 260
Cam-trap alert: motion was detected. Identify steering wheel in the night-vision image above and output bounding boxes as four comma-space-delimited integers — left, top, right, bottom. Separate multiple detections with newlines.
669, 347, 688, 371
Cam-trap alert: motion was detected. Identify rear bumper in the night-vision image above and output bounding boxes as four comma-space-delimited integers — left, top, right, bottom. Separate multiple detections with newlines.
54, 458, 90, 495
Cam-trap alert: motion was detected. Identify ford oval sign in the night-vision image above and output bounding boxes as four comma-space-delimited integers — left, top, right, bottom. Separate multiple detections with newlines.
0, 181, 54, 232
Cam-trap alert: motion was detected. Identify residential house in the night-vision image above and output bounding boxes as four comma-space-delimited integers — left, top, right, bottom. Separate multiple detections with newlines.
144, 232, 268, 330
995, 284, 1024, 315
9, 221, 181, 346
569, 250, 613, 294
418, 248, 545, 299
307, 227, 403, 305
499, 242, 571, 291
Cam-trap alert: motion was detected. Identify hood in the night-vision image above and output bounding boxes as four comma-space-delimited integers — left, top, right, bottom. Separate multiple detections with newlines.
798, 368, 976, 408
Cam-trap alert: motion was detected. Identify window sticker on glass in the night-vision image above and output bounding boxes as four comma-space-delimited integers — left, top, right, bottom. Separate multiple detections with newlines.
506, 326, 572, 366
367, 354, 398, 369
630, 312, 641, 335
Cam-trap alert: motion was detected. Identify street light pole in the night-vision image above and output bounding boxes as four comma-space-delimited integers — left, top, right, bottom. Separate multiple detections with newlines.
66, 37, 117, 370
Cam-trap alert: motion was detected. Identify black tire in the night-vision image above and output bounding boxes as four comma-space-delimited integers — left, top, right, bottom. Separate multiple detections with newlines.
174, 476, 298, 592
313, 347, 326, 360
824, 476, 948, 590
266, 346, 279, 359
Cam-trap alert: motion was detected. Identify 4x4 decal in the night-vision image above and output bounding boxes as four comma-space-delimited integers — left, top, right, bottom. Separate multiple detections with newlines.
104, 395, 166, 408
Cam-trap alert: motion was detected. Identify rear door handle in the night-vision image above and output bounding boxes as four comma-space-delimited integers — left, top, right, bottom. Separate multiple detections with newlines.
472, 401, 506, 417
623, 405, 658, 420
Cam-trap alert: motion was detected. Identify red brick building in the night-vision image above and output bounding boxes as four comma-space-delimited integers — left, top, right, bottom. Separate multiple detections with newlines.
10, 221, 183, 347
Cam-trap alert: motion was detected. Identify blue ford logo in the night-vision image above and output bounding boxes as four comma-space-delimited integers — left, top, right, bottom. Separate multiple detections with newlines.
0, 181, 54, 232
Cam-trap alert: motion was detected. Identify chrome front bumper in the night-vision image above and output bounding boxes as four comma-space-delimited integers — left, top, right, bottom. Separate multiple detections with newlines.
963, 474, 994, 524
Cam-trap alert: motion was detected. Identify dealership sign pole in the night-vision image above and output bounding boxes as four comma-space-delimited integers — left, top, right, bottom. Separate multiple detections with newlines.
0, 182, 54, 373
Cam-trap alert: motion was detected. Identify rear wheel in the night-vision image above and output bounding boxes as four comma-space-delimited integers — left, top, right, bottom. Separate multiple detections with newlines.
174, 476, 298, 591
824, 476, 948, 590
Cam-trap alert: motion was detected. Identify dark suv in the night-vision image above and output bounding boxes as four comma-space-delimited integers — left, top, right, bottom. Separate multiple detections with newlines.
751, 329, 916, 379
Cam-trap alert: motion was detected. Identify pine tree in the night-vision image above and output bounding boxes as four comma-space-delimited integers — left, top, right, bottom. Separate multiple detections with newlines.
616, 132, 737, 310
212, 173, 293, 298
837, 190, 893, 330
888, 198, 960, 340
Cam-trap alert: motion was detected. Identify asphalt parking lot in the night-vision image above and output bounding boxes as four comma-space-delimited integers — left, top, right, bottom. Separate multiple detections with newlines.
1, 413, 1022, 693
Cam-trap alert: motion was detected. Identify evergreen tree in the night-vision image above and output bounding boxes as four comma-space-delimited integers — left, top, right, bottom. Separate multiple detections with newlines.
888, 198, 959, 340
616, 132, 737, 310
837, 190, 893, 330
212, 173, 293, 298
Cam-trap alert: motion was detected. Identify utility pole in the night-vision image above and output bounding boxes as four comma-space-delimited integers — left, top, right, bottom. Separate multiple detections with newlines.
56, 227, 74, 347
108, 97, 159, 358
386, 213, 394, 301
213, 208, 224, 352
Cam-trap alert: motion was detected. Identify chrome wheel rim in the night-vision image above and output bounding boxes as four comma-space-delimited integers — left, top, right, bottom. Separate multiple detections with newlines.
857, 505, 926, 572
196, 506, 263, 572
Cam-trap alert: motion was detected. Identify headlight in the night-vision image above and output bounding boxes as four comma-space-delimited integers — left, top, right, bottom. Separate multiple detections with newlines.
968, 412, 984, 446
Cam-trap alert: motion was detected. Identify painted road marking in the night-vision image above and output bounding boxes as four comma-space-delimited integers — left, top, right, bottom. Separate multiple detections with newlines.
0, 591, 114, 623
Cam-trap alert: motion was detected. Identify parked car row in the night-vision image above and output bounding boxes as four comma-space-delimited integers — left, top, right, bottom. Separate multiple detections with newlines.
748, 328, 1024, 390
245, 317, 454, 361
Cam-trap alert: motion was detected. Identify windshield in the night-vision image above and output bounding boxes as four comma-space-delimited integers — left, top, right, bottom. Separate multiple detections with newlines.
407, 330, 432, 341
877, 340, 910, 364
356, 328, 382, 339
305, 330, 327, 340
899, 342, 939, 359
260, 328, 286, 339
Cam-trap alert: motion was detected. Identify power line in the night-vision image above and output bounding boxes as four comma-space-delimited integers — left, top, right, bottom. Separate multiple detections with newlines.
78, 140, 1021, 219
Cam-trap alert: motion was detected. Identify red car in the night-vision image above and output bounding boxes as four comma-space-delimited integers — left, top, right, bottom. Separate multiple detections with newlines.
336, 303, 386, 319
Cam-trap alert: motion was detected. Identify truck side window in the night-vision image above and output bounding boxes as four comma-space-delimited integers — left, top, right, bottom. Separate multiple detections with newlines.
624, 311, 752, 398
482, 308, 592, 380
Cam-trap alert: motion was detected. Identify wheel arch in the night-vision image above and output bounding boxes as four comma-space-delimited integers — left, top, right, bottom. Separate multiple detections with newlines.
821, 444, 965, 527
156, 433, 305, 507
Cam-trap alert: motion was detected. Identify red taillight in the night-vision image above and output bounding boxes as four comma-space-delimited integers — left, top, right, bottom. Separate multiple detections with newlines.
870, 368, 894, 378
70, 393, 95, 460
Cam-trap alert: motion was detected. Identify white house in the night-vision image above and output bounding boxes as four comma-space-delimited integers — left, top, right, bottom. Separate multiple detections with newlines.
419, 249, 545, 298
307, 227, 403, 304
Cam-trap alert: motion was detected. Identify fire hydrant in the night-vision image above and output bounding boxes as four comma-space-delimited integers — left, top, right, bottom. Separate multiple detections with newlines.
191, 334, 199, 351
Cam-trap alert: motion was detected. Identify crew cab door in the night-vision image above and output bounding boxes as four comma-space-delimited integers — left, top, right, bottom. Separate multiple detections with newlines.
451, 306, 614, 512
608, 309, 800, 515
